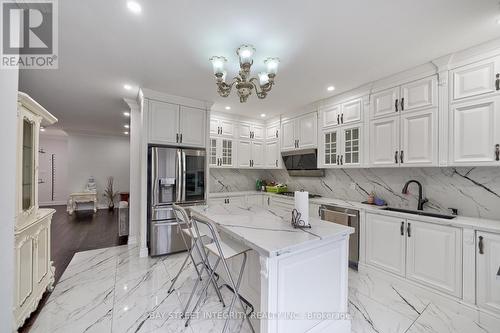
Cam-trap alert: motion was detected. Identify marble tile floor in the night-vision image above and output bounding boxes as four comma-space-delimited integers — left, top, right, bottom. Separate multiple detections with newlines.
28, 245, 496, 333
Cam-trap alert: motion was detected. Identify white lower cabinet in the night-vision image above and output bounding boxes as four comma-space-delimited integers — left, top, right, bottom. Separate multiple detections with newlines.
405, 220, 462, 297
476, 231, 500, 313
365, 213, 406, 277
365, 213, 462, 297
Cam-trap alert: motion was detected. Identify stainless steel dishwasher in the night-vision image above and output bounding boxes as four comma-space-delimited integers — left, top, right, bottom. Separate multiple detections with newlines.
320, 204, 359, 270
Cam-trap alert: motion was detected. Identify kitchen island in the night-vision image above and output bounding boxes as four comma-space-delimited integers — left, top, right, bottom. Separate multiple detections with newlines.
190, 203, 354, 333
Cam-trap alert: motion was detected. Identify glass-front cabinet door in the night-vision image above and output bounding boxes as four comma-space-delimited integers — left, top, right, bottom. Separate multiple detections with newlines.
22, 118, 35, 211
209, 138, 217, 166
221, 139, 233, 167
324, 130, 338, 165
343, 127, 361, 165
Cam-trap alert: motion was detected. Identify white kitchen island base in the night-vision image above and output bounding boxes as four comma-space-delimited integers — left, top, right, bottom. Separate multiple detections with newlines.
190, 204, 353, 333
259, 238, 351, 333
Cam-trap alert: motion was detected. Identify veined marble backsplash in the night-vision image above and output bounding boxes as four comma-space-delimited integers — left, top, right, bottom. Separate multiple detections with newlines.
209, 167, 500, 220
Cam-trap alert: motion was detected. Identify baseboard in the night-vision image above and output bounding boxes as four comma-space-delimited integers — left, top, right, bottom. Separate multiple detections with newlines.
139, 246, 149, 258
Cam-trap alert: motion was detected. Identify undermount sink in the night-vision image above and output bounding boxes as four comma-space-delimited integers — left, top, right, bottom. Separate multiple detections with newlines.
382, 207, 457, 220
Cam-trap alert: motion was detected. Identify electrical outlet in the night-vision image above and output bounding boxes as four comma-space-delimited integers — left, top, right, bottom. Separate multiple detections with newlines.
350, 182, 356, 190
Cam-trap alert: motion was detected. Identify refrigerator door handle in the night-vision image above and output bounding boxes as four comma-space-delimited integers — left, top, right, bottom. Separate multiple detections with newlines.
176, 149, 182, 203
181, 150, 187, 202
152, 148, 159, 206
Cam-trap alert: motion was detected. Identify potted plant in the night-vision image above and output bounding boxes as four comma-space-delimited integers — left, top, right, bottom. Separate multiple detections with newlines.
103, 177, 118, 211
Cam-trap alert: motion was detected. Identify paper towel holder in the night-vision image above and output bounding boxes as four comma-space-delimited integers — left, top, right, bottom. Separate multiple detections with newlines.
291, 209, 311, 229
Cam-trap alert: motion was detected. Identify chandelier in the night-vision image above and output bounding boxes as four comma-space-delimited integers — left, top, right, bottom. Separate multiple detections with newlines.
209, 45, 280, 103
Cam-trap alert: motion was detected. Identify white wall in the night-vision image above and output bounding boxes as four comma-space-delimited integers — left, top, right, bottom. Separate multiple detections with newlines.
39, 135, 69, 205
0, 69, 18, 333
67, 133, 130, 207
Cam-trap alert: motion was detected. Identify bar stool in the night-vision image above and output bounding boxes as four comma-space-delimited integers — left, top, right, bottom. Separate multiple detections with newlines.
170, 204, 224, 306
184, 215, 255, 333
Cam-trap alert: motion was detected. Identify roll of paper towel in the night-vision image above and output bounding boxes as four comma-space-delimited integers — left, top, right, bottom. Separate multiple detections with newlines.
294, 191, 309, 226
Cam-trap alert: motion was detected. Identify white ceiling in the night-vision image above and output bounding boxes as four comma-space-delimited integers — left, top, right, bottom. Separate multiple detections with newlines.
19, 0, 500, 135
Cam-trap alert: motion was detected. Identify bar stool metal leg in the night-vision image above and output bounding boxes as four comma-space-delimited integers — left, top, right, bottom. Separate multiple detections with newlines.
220, 252, 254, 333
184, 257, 222, 327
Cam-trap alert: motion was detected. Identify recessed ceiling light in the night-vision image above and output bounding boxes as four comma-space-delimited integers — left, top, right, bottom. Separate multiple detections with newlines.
123, 111, 130, 117
124, 131, 129, 135
123, 84, 133, 90
126, 1, 141, 14
260, 113, 266, 118
327, 86, 335, 91
124, 124, 130, 129
225, 106, 231, 110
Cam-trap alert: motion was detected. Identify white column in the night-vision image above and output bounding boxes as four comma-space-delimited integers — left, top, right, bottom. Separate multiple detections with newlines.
0, 68, 19, 332
138, 92, 149, 257
124, 98, 140, 247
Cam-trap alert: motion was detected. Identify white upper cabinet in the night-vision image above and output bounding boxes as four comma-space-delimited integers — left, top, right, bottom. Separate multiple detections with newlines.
179, 106, 206, 147
371, 87, 399, 118
342, 126, 362, 166
401, 76, 437, 112
265, 140, 280, 168
211, 117, 236, 137
450, 96, 500, 165
405, 220, 462, 297
321, 129, 340, 167
365, 213, 406, 277
281, 119, 297, 151
149, 100, 206, 147
149, 101, 179, 145
451, 56, 500, 101
341, 98, 362, 124
265, 122, 280, 141
476, 231, 500, 314
297, 112, 318, 149
321, 104, 341, 128
210, 138, 234, 168
370, 116, 400, 167
237, 140, 252, 168
238, 122, 264, 140
400, 109, 437, 166
237, 140, 264, 168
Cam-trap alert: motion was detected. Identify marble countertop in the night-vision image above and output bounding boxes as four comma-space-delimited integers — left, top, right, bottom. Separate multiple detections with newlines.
190, 204, 354, 258
209, 191, 500, 234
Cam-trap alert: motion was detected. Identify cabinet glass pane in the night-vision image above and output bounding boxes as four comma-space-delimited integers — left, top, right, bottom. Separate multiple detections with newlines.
222, 140, 232, 165
209, 139, 217, 165
324, 131, 337, 165
344, 128, 360, 165
22, 119, 34, 211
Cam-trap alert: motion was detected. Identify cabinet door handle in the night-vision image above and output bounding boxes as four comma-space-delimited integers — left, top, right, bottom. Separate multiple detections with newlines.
496, 73, 500, 91
400, 222, 404, 236
337, 114, 340, 125
395, 151, 399, 164
341, 113, 344, 124
180, 133, 183, 143
176, 133, 179, 143
275, 159, 278, 167
337, 155, 339, 164
276, 130, 279, 138
395, 99, 399, 112
267, 197, 270, 205
297, 140, 299, 148
340, 155, 343, 165
478, 236, 484, 254
495, 144, 499, 161
497, 266, 500, 277
400, 150, 404, 164
401, 98, 405, 111
407, 222, 411, 237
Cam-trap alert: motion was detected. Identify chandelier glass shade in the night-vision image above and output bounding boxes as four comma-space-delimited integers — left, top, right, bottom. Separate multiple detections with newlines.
210, 44, 280, 103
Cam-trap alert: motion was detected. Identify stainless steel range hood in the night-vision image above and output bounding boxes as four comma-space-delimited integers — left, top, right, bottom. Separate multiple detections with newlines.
281, 148, 325, 177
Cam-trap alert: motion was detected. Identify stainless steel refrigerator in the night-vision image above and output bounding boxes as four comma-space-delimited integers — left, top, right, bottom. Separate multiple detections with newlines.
147, 146, 206, 256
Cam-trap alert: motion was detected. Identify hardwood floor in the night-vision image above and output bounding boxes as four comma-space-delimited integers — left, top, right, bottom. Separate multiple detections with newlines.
18, 205, 128, 333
